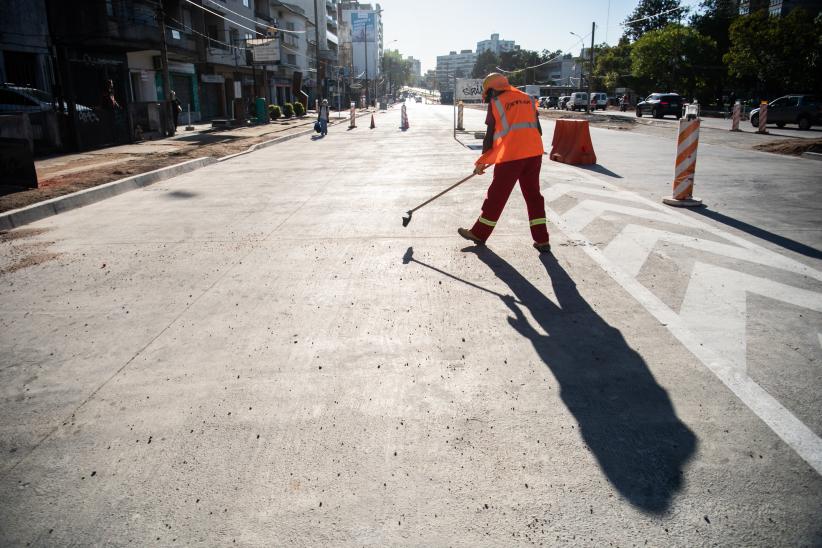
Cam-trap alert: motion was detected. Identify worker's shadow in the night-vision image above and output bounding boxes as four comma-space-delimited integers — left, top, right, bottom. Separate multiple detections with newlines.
466, 247, 697, 514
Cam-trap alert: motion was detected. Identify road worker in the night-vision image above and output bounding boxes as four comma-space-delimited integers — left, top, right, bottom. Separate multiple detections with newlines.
458, 73, 551, 253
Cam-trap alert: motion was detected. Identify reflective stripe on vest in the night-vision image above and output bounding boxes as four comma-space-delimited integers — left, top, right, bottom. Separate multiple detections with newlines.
492, 97, 540, 140
529, 217, 547, 226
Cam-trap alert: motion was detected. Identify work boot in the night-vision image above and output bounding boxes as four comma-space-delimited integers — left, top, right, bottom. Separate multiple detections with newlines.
458, 227, 485, 246
533, 240, 551, 253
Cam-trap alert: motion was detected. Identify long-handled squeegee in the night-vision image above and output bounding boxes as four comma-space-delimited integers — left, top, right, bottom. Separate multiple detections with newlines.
402, 173, 476, 227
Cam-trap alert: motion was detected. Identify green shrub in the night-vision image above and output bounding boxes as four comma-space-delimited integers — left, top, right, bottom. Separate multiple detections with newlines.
293, 101, 305, 116
283, 103, 294, 118
268, 104, 281, 120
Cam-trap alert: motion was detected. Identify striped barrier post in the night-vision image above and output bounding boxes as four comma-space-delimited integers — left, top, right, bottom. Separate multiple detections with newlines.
730, 101, 741, 132
663, 117, 702, 207
349, 102, 356, 129
401, 104, 409, 130
457, 101, 464, 131
757, 100, 768, 134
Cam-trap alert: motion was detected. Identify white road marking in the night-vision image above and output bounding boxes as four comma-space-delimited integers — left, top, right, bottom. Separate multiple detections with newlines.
543, 162, 822, 475
604, 224, 817, 279
679, 263, 822, 374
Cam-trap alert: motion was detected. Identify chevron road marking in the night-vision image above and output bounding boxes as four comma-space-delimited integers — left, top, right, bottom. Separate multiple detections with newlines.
542, 163, 822, 475
679, 263, 822, 375
603, 224, 817, 279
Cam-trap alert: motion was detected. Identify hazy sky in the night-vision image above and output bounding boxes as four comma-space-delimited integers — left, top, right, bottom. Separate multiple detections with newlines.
376, 0, 697, 73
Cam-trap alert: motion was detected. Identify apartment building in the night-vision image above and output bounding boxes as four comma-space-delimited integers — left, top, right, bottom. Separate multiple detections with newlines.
476, 33, 519, 56
338, 1, 383, 103
435, 49, 476, 91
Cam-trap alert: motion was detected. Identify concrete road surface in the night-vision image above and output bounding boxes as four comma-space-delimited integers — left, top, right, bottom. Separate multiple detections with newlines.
1, 101, 821, 546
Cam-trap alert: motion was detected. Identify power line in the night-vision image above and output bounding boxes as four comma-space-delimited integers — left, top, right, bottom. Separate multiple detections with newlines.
183, 0, 265, 36
202, 0, 305, 34
167, 15, 249, 51
621, 5, 691, 26
496, 32, 592, 75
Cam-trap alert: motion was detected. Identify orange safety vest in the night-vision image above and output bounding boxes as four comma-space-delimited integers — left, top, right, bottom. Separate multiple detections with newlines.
476, 86, 544, 165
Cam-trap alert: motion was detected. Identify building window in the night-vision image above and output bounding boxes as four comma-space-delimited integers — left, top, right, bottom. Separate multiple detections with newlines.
208, 24, 227, 50
242, 0, 249, 6
230, 28, 240, 47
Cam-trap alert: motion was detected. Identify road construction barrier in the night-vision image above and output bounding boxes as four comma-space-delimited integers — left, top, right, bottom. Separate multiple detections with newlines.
663, 118, 702, 207
401, 104, 409, 130
730, 101, 741, 132
349, 102, 356, 129
370, 114, 376, 129
757, 100, 768, 134
457, 101, 464, 131
549, 119, 596, 165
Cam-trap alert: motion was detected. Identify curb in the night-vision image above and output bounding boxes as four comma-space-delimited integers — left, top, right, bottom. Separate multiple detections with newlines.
801, 151, 822, 161
218, 126, 316, 162
0, 157, 215, 231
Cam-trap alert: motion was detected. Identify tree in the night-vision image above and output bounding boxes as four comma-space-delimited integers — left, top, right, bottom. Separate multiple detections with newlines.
496, 49, 553, 86
623, 0, 687, 41
594, 37, 635, 92
688, 0, 740, 101
472, 50, 500, 78
382, 49, 412, 95
725, 8, 822, 98
631, 24, 717, 99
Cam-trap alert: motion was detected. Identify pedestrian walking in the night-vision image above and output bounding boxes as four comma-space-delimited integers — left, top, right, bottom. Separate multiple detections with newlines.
318, 98, 330, 136
170, 90, 182, 129
458, 73, 551, 253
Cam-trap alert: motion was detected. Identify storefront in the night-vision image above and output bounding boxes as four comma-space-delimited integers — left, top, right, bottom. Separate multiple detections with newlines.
62, 49, 130, 149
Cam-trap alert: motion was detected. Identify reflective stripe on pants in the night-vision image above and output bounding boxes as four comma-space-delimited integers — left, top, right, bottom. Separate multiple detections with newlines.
470, 155, 549, 243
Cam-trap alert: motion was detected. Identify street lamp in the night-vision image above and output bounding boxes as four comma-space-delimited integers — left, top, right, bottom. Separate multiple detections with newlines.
570, 31, 590, 113
570, 31, 585, 90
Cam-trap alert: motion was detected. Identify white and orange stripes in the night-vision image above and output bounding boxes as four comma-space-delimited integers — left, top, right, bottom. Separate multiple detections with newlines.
730, 101, 741, 132
349, 102, 356, 129
757, 101, 768, 134
401, 104, 410, 130
662, 118, 703, 207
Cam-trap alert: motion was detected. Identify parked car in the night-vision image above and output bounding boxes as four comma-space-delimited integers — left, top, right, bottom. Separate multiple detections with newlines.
539, 96, 558, 109
635, 93, 682, 119
568, 92, 588, 111
558, 96, 570, 110
0, 83, 96, 119
750, 95, 821, 130
415, 96, 422, 103
590, 92, 608, 110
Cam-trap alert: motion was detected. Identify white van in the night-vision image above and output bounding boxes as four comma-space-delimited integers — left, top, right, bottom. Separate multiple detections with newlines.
590, 92, 608, 110
568, 92, 588, 111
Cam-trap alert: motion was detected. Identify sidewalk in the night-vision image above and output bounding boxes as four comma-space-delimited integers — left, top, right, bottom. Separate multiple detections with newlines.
0, 110, 363, 214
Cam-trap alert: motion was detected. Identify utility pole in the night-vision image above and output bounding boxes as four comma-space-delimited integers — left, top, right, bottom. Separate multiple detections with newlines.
156, 2, 174, 135
364, 23, 369, 106
313, 0, 322, 104
588, 21, 595, 114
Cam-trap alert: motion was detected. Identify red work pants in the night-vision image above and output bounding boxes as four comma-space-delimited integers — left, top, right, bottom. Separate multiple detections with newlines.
470, 155, 549, 243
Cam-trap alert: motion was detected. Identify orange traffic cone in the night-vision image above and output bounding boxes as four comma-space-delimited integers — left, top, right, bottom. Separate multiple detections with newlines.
370, 114, 376, 129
